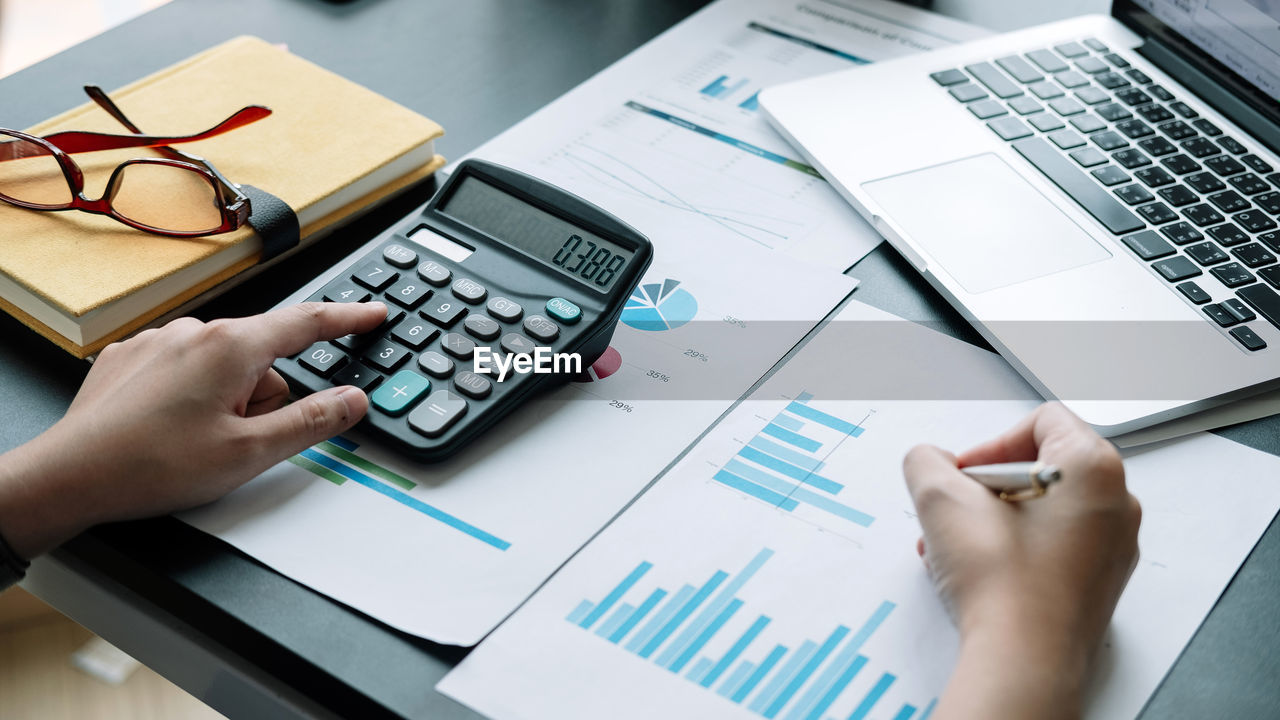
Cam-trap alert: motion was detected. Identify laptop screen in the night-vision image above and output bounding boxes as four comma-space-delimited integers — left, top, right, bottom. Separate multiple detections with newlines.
1123, 0, 1280, 104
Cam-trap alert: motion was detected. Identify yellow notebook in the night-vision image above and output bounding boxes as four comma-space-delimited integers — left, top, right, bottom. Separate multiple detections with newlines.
0, 36, 445, 358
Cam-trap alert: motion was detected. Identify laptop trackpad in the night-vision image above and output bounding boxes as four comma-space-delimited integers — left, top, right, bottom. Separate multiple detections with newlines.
863, 154, 1111, 294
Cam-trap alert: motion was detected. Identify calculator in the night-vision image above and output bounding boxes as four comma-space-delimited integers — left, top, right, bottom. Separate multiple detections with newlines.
273, 160, 653, 460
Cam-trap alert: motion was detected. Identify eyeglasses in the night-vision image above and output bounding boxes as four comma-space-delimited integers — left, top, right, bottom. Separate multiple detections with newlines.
0, 86, 272, 237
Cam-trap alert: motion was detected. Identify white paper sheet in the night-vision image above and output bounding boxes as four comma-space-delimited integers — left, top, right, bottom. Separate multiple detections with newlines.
438, 300, 1280, 720
179, 244, 856, 645
460, 0, 988, 271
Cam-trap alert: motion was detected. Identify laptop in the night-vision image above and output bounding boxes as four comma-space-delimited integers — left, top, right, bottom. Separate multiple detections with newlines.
759, 0, 1280, 435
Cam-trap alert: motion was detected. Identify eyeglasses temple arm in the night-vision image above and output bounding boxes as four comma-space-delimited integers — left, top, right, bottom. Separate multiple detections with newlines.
28, 105, 271, 158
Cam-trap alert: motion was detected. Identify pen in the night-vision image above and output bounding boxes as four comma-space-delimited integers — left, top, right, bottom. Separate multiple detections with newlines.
961, 462, 1062, 501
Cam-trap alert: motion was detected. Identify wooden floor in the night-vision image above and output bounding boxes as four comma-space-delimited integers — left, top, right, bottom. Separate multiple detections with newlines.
0, 588, 224, 720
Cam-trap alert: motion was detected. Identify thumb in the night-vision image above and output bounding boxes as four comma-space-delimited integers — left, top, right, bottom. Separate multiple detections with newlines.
245, 386, 368, 465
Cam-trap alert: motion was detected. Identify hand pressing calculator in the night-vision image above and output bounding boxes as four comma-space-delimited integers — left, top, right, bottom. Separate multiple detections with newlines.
273, 160, 653, 460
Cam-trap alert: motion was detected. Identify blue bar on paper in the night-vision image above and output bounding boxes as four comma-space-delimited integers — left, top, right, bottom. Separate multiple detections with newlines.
734, 644, 789, 703
802, 655, 867, 720
611, 588, 667, 643
327, 435, 359, 452
749, 437, 825, 473
723, 461, 872, 526
739, 91, 761, 111
627, 585, 693, 654
847, 672, 897, 720
749, 640, 816, 713
703, 615, 771, 687
669, 598, 743, 672
639, 570, 729, 658
660, 549, 773, 668
718, 660, 756, 698
746, 22, 871, 64
918, 698, 938, 720
785, 402, 864, 437
701, 75, 728, 96
595, 602, 635, 639
760, 423, 822, 453
565, 599, 594, 625
714, 470, 800, 511
738, 447, 842, 493
772, 414, 804, 432
764, 625, 851, 718
892, 704, 918, 720
298, 449, 510, 550
686, 657, 714, 683
789, 601, 896, 719
580, 561, 652, 629
795, 391, 814, 403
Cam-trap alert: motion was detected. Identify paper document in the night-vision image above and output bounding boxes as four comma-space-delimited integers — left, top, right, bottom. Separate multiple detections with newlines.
180, 244, 856, 645
438, 300, 1280, 719
462, 0, 988, 271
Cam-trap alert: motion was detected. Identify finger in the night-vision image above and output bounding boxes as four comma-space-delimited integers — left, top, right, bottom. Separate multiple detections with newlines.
956, 402, 1089, 467
903, 444, 988, 518
243, 386, 368, 465
231, 302, 387, 362
245, 368, 290, 417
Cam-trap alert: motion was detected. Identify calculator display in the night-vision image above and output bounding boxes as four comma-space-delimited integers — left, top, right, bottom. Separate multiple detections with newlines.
440, 176, 635, 291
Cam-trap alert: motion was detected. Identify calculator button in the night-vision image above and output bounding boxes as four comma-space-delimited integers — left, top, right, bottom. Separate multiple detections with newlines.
386, 278, 432, 309
351, 261, 398, 291
545, 297, 581, 324
442, 333, 476, 360
500, 332, 538, 356
453, 371, 493, 399
408, 390, 468, 438
522, 314, 560, 343
322, 281, 371, 304
382, 243, 419, 268
452, 278, 488, 304
331, 361, 382, 391
299, 343, 347, 378
464, 314, 501, 341
487, 296, 524, 322
417, 259, 452, 287
391, 317, 440, 350
362, 341, 410, 372
418, 350, 455, 378
421, 296, 467, 327
333, 308, 403, 350
370, 370, 431, 416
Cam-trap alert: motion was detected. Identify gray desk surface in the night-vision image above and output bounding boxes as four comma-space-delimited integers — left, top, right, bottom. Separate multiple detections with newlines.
2, 1, 1278, 718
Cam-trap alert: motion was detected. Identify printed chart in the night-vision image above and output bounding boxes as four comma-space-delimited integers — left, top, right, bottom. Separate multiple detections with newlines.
621, 279, 699, 331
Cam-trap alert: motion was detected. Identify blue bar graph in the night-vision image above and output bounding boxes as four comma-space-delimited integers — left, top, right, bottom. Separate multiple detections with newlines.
700, 75, 751, 100
761, 423, 822, 452
563, 547, 935, 717
772, 414, 804, 432
739, 91, 761, 111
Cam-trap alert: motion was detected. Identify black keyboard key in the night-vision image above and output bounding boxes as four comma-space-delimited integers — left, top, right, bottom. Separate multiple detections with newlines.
1161, 154, 1200, 175
1086, 38, 1111, 53
1256, 192, 1280, 215
1072, 147, 1109, 167
1070, 114, 1106, 133
1161, 222, 1203, 245
1185, 241, 1229, 266
1103, 51, 1129, 67
1170, 101, 1197, 118
1135, 167, 1174, 187
1218, 137, 1247, 155
931, 69, 968, 86
351, 261, 399, 291
1229, 325, 1268, 351
1228, 173, 1269, 195
1235, 210, 1278, 233
1116, 119, 1155, 139
1136, 104, 1173, 123
1029, 81, 1065, 100
1096, 71, 1130, 89
1208, 222, 1249, 246
1238, 284, 1280, 330
1210, 262, 1255, 288
421, 295, 468, 328
1116, 87, 1152, 105
1270, 172, 1280, 189
299, 343, 348, 378
332, 361, 382, 392
1125, 68, 1152, 84
1157, 120, 1196, 140
969, 99, 1007, 119
995, 56, 1043, 83
1027, 49, 1069, 73
1113, 149, 1152, 169
1092, 165, 1130, 186
385, 277, 432, 309
1203, 154, 1244, 175
1153, 256, 1202, 281
363, 340, 410, 372
1139, 137, 1177, 156
1203, 303, 1238, 326
1092, 131, 1128, 150
1009, 96, 1045, 115
965, 62, 1023, 98
1056, 70, 1090, 88
1137, 202, 1177, 224
1158, 185, 1197, 207
1177, 281, 1211, 304
1012, 137, 1145, 234
1123, 230, 1175, 259
1075, 86, 1110, 105
322, 281, 372, 304
390, 317, 440, 350
1193, 118, 1222, 136
987, 116, 1033, 140
1185, 204, 1225, 227
1261, 266, 1280, 288
408, 390, 468, 439
1187, 172, 1227, 194
1149, 85, 1175, 101
1097, 103, 1132, 122
949, 84, 988, 102
1115, 184, 1155, 205
1078, 57, 1111, 75
1049, 97, 1084, 115
1233, 242, 1278, 268
1055, 41, 1089, 58
1241, 154, 1273, 174
1050, 129, 1086, 149
1208, 190, 1249, 213
1181, 137, 1221, 158
1262, 231, 1280, 253
1031, 114, 1066, 132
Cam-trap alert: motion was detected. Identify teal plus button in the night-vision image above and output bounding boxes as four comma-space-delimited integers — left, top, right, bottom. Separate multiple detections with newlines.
370, 370, 431, 416
545, 297, 581, 324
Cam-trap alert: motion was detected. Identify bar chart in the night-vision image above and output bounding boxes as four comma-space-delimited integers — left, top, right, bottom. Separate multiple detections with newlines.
711, 393, 876, 530
564, 548, 936, 720
700, 74, 752, 100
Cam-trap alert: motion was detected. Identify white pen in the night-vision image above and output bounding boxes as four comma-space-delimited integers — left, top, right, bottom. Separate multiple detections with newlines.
960, 462, 1062, 501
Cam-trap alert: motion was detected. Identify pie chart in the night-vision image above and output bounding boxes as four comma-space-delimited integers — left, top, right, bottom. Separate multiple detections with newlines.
573, 346, 623, 383
621, 279, 697, 331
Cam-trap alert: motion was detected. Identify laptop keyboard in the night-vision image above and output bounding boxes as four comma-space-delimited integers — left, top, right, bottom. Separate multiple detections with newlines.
932, 37, 1280, 352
